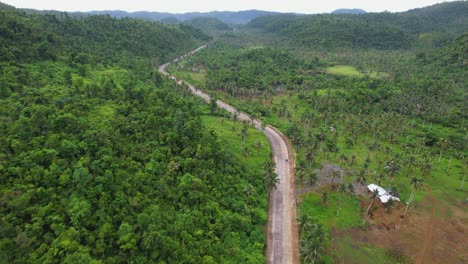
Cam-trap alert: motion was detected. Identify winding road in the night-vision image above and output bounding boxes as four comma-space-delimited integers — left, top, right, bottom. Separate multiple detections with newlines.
159, 44, 299, 264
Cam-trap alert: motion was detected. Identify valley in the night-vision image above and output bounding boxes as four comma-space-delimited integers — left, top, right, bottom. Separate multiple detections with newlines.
0, 1, 466, 263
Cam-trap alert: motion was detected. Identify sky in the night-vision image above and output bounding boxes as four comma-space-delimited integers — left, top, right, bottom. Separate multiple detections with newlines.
1, 0, 459, 13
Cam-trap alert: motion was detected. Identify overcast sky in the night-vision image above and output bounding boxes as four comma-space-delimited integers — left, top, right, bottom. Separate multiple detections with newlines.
2, 0, 458, 13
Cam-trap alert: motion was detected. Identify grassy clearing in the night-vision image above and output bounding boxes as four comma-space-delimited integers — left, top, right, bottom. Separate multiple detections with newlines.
326, 65, 389, 79
326, 65, 363, 77
201, 115, 271, 174
334, 236, 412, 264
300, 192, 362, 230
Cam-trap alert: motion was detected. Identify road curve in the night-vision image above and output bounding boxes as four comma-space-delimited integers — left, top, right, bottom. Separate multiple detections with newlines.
159, 44, 299, 264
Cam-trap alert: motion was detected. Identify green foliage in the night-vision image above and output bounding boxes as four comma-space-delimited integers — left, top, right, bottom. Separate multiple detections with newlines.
247, 1, 468, 50
183, 17, 232, 34
168, 6, 467, 261
0, 7, 267, 263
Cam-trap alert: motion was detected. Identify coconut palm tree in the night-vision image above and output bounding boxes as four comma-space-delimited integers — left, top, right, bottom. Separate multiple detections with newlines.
355, 169, 367, 185
300, 219, 325, 264
406, 154, 417, 176
363, 188, 380, 224
306, 170, 318, 187
403, 177, 424, 216
420, 160, 432, 178
374, 172, 386, 185
321, 191, 328, 206
331, 169, 340, 185
437, 138, 449, 162
264, 161, 279, 197
336, 183, 349, 216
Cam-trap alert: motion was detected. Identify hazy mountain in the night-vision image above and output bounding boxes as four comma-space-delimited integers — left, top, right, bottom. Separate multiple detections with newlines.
183, 17, 232, 33
247, 1, 468, 50
332, 8, 366, 14
160, 16, 181, 24
0, 1, 14, 9
68, 9, 281, 24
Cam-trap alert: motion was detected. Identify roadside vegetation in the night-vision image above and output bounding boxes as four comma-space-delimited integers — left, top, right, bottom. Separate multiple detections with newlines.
169, 2, 467, 262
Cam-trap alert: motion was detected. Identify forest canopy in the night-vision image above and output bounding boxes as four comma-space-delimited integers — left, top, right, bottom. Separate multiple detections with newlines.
0, 6, 268, 263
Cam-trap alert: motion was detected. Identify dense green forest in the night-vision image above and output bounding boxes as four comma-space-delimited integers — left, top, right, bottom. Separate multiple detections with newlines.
247, 1, 468, 50
0, 6, 271, 263
169, 2, 467, 262
183, 17, 232, 35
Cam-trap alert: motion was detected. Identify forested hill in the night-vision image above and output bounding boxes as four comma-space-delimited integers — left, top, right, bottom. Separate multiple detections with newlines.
0, 6, 269, 263
0, 7, 209, 65
21, 8, 283, 25
247, 1, 468, 50
331, 9, 366, 14
183, 17, 232, 34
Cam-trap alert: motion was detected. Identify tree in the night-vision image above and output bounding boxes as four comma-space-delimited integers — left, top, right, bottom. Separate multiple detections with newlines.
305, 147, 315, 169
355, 169, 367, 185
420, 159, 432, 178
299, 216, 325, 264
305, 170, 318, 187
406, 154, 417, 176
403, 177, 424, 216
363, 188, 380, 224
330, 169, 340, 185
264, 160, 279, 196
321, 192, 328, 206
436, 138, 449, 162
336, 183, 349, 216
459, 161, 467, 190
374, 172, 385, 185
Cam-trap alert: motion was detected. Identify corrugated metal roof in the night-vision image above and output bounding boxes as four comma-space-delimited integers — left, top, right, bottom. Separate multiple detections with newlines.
367, 184, 400, 203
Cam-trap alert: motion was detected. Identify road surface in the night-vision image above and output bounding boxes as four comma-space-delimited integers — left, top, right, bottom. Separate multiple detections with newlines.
159, 44, 299, 264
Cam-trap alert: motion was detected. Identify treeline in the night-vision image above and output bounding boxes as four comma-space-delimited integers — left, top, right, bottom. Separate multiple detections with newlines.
183, 17, 232, 34
0, 6, 267, 263
175, 35, 466, 134
0, 6, 210, 65
178, 43, 319, 95
247, 1, 468, 50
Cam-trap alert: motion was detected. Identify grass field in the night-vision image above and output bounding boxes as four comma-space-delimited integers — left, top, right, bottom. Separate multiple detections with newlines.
201, 115, 272, 176
326, 65, 363, 77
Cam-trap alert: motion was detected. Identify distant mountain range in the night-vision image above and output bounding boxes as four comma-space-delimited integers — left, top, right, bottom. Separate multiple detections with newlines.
71, 10, 284, 25
332, 9, 366, 14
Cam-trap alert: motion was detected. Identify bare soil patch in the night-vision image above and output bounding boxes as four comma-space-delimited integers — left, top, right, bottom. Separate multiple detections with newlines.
333, 194, 468, 263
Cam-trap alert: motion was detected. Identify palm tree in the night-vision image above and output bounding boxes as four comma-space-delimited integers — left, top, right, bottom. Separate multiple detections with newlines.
406, 155, 417, 176
459, 168, 466, 191
385, 161, 401, 186
300, 219, 325, 264
355, 169, 367, 185
306, 170, 318, 187
363, 188, 380, 224
264, 161, 279, 197
336, 183, 348, 216
374, 172, 386, 185
420, 160, 432, 178
403, 177, 424, 216
305, 147, 315, 170
321, 192, 328, 206
330, 169, 340, 185
437, 138, 449, 162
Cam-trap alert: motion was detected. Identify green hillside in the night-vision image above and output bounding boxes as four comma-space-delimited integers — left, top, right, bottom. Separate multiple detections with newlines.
0, 6, 270, 263
183, 17, 232, 34
247, 1, 468, 50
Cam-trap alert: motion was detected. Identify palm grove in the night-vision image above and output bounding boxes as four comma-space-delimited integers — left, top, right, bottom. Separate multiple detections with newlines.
169, 1, 467, 263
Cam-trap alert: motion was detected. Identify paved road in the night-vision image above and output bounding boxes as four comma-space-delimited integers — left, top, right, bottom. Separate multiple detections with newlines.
159, 45, 299, 264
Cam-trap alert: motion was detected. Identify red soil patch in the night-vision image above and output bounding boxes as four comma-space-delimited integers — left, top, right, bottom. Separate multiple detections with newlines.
334, 193, 468, 263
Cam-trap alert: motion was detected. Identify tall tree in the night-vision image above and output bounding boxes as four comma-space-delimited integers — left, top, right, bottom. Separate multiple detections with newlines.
403, 177, 424, 216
